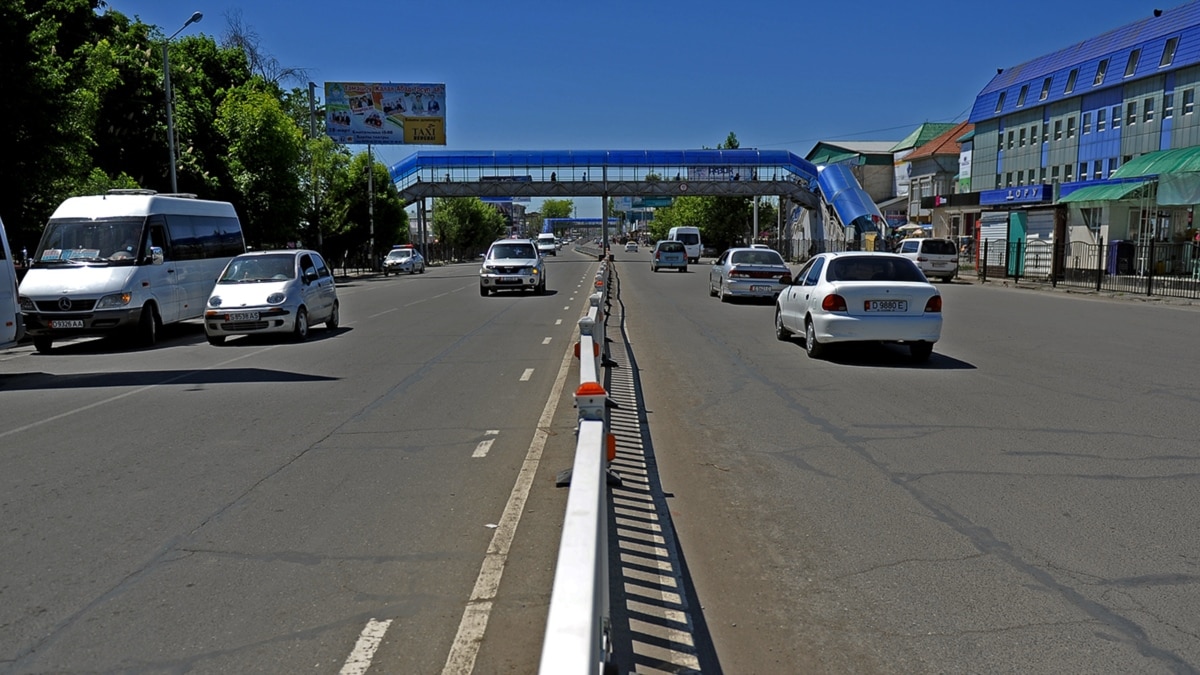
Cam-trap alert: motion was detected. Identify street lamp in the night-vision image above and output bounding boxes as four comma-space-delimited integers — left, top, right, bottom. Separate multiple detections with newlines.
163, 11, 203, 193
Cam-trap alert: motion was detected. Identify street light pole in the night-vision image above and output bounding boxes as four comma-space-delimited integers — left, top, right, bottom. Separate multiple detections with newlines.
163, 11, 203, 193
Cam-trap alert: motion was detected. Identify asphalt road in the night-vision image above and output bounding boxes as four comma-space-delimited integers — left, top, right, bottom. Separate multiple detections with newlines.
0, 253, 602, 674
5, 244, 1200, 674
611, 246, 1200, 674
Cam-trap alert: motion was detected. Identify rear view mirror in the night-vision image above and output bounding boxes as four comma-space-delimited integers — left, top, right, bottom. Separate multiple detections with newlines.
149, 246, 164, 265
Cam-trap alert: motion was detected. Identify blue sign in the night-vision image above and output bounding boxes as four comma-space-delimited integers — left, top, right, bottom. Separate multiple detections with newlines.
980, 184, 1050, 205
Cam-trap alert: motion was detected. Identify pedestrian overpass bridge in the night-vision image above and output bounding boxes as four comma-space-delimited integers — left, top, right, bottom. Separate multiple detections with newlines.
387, 149, 886, 237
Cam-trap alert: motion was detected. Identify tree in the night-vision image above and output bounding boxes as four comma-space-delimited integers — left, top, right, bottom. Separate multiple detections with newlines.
431, 197, 506, 255
541, 198, 573, 220
325, 152, 408, 266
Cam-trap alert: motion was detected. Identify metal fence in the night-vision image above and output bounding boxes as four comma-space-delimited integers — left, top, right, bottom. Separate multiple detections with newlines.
976, 238, 1200, 300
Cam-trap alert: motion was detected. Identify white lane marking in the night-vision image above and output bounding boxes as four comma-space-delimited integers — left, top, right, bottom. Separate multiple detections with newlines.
340, 618, 393, 675
563, 306, 570, 310
441, 331, 576, 674
542, 337, 552, 345
519, 368, 534, 381
555, 319, 562, 325
472, 430, 499, 458
368, 307, 399, 318
0, 347, 277, 442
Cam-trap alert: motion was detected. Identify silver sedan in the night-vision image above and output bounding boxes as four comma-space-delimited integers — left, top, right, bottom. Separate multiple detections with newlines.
708, 247, 792, 302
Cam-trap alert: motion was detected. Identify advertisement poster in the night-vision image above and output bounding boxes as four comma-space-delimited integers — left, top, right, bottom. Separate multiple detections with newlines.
324, 82, 446, 145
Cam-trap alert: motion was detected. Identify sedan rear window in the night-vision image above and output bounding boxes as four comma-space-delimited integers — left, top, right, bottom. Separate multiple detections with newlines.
731, 250, 785, 266
828, 256, 926, 282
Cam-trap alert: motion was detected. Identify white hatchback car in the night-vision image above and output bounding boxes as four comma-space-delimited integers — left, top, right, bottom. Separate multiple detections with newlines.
774, 252, 942, 361
204, 250, 339, 344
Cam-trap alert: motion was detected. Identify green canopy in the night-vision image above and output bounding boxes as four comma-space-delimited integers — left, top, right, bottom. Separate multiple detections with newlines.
1111, 146, 1200, 178
1059, 180, 1151, 203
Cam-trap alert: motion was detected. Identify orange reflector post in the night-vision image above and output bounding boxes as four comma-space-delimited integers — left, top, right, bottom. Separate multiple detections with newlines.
576, 382, 606, 397
606, 433, 617, 462
573, 341, 580, 359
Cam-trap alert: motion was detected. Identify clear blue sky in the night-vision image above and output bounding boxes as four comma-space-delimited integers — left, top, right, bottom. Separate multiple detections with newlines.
105, 0, 1168, 216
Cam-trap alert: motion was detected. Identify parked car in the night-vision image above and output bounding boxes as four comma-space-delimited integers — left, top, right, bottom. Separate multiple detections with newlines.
382, 246, 425, 275
204, 250, 339, 344
650, 240, 688, 272
480, 239, 546, 295
624, 241, 639, 253
709, 247, 792, 302
774, 252, 942, 361
896, 237, 958, 282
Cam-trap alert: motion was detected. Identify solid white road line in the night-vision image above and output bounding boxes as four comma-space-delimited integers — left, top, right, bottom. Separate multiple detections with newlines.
440, 333, 576, 674
520, 368, 534, 381
339, 618, 393, 675
472, 430, 500, 458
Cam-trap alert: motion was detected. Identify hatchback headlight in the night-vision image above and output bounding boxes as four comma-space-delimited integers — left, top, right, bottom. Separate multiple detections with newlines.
208, 296, 223, 307
266, 292, 287, 304
96, 292, 133, 309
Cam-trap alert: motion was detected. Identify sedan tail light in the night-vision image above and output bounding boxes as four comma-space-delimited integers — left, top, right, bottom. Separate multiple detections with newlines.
924, 295, 942, 313
821, 294, 847, 312
779, 273, 792, 285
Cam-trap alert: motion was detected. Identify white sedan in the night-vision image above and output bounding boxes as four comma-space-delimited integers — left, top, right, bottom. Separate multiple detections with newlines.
774, 252, 942, 361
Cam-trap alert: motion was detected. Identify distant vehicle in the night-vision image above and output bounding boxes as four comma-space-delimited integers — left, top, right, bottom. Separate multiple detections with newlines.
0, 215, 25, 349
383, 246, 425, 275
480, 238, 546, 295
896, 237, 958, 282
775, 252, 942, 362
18, 190, 244, 353
624, 241, 638, 253
650, 240, 687, 272
536, 232, 557, 256
708, 247, 791, 302
667, 226, 702, 263
204, 249, 339, 344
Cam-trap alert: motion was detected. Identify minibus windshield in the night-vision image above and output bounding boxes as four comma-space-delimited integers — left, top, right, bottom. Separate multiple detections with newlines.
34, 217, 145, 266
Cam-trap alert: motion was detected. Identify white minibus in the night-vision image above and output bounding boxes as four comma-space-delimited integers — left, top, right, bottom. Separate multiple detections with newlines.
668, 226, 703, 263
1, 215, 25, 349
18, 190, 245, 353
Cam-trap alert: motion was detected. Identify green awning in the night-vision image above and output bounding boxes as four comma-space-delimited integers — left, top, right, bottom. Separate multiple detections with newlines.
1111, 146, 1200, 178
1059, 181, 1150, 203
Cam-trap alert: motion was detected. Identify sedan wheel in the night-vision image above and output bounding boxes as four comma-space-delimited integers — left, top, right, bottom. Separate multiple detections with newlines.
719, 281, 730, 303
774, 308, 791, 341
804, 319, 826, 359
326, 301, 340, 329
709, 279, 718, 297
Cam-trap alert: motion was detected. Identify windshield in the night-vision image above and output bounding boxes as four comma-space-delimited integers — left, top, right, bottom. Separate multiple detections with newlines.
34, 217, 146, 266
827, 256, 926, 282
218, 254, 296, 283
489, 243, 537, 259
387, 250, 412, 259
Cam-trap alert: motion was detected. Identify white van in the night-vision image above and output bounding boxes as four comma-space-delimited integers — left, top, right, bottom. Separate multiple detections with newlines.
668, 226, 702, 263
18, 190, 245, 353
536, 232, 557, 256
0, 215, 25, 349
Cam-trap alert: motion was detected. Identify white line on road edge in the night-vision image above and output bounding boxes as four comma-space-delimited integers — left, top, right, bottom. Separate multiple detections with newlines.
340, 618, 393, 675
441, 334, 576, 674
472, 430, 500, 458
520, 368, 534, 381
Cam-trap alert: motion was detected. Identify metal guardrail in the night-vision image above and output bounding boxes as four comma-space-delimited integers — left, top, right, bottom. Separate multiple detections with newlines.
539, 260, 616, 674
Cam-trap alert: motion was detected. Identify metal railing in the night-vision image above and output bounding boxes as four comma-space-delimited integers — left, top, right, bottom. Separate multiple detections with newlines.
539, 259, 616, 674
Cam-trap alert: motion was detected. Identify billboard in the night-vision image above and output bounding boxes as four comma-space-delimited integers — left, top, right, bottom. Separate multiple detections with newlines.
324, 82, 446, 145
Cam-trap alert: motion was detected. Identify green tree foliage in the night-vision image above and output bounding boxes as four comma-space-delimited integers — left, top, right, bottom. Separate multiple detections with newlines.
325, 152, 407, 266
541, 198, 574, 219
432, 197, 506, 253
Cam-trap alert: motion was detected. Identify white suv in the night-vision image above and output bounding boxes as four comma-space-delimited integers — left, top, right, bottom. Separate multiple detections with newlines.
896, 237, 958, 282
480, 239, 546, 296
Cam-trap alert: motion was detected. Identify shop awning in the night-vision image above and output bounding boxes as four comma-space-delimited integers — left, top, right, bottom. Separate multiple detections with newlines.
1058, 180, 1151, 203
1111, 146, 1200, 178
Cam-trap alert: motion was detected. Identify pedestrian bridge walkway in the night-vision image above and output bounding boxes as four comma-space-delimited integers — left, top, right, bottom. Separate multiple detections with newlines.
388, 149, 823, 209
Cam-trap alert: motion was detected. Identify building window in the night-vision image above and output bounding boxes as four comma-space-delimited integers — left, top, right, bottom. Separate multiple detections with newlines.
1112, 104, 1122, 128
1006, 172, 1014, 187
1094, 59, 1108, 86
1054, 119, 1063, 140
1125, 49, 1141, 77
1040, 167, 1047, 183
1051, 165, 1061, 183
1017, 84, 1029, 107
1093, 162, 1103, 180
1017, 169, 1025, 184
995, 92, 1006, 114
1185, 89, 1195, 115
1079, 162, 1088, 180
1083, 112, 1092, 134
1098, 108, 1107, 131
1019, 128, 1027, 147
1040, 77, 1052, 101
1110, 157, 1119, 176
1082, 206, 1103, 232
1065, 69, 1078, 94
1144, 97, 1155, 123
1042, 124, 1049, 143
1031, 124, 1039, 142
1161, 37, 1179, 67
1127, 101, 1138, 125
1065, 164, 1074, 181
1067, 116, 1076, 138
1165, 92, 1174, 119
1007, 130, 1015, 149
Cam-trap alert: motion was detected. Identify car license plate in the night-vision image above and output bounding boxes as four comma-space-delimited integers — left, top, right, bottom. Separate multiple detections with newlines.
501, 276, 521, 283
50, 319, 84, 329
751, 285, 773, 292
228, 311, 259, 321
865, 300, 907, 312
